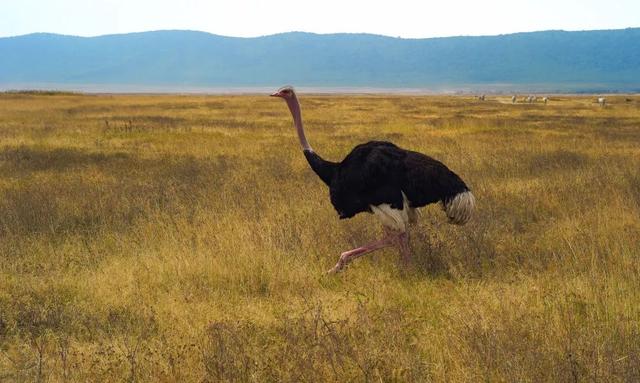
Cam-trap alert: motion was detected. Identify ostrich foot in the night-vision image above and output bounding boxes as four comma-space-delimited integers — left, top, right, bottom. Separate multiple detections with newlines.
327, 243, 388, 274
327, 230, 409, 274
327, 262, 345, 274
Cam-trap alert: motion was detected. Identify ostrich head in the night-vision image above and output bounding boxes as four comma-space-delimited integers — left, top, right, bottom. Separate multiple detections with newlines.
270, 85, 296, 100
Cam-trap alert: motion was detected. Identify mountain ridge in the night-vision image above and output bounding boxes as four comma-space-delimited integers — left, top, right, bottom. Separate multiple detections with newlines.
6, 27, 637, 40
2, 28, 639, 92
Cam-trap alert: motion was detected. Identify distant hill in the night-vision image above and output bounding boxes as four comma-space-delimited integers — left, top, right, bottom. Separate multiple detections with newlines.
1, 28, 639, 92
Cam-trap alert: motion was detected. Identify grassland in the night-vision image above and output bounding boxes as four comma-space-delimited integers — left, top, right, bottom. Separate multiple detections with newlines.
0, 92, 639, 382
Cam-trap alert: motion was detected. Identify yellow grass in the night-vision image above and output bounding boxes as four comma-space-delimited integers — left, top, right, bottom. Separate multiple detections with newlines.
0, 92, 639, 382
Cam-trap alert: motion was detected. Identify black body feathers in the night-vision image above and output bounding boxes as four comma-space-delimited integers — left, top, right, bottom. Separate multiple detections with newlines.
303, 141, 470, 219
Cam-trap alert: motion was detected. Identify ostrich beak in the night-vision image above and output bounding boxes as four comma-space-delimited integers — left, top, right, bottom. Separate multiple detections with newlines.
270, 92, 281, 97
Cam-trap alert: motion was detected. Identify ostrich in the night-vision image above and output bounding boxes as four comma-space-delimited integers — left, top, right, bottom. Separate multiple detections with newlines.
598, 97, 606, 107
512, 95, 517, 103
543, 97, 548, 104
271, 86, 475, 273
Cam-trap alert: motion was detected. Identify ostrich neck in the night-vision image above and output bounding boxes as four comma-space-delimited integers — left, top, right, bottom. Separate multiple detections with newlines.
284, 94, 336, 186
286, 96, 312, 151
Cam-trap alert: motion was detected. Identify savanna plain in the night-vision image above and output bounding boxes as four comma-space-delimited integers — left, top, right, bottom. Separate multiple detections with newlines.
0, 92, 639, 382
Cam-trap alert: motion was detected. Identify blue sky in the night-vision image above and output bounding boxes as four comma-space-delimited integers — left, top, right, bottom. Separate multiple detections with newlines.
1, 0, 638, 38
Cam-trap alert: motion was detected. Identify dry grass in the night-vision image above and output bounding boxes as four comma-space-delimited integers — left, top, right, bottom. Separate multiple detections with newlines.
0, 93, 639, 382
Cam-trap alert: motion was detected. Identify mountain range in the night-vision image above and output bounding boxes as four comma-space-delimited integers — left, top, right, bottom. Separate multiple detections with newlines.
1, 28, 639, 92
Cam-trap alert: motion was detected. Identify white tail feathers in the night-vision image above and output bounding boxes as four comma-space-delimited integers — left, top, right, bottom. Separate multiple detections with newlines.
443, 191, 475, 225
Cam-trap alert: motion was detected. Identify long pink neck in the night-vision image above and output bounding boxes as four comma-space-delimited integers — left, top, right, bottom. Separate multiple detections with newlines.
286, 95, 312, 151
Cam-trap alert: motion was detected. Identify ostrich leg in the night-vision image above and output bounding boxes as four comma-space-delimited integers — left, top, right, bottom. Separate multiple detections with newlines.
384, 227, 411, 266
396, 231, 412, 266
327, 229, 409, 274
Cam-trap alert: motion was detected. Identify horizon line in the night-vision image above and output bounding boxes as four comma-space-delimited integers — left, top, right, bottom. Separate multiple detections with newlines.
2, 83, 638, 95
2, 26, 639, 40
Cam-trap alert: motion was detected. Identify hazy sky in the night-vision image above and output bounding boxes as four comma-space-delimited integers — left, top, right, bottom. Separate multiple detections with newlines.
1, 0, 638, 38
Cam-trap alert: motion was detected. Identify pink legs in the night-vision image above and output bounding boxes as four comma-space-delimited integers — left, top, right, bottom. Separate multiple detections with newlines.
327, 228, 411, 274
327, 237, 393, 274
385, 227, 412, 266
397, 231, 411, 265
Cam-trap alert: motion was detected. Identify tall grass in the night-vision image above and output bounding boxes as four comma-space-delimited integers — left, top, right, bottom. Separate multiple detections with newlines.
0, 93, 639, 381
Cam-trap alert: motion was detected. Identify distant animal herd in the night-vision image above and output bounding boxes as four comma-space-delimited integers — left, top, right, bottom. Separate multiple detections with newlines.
476, 95, 614, 106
